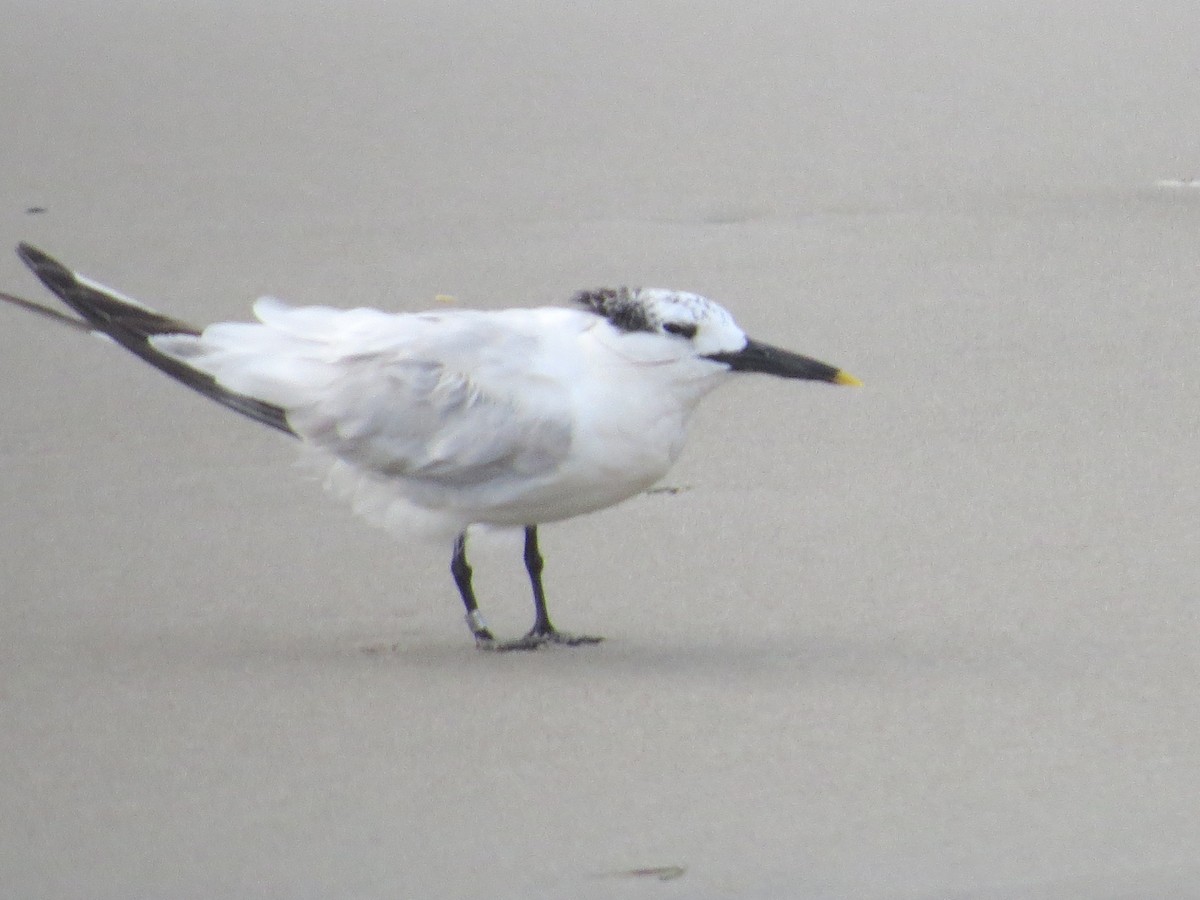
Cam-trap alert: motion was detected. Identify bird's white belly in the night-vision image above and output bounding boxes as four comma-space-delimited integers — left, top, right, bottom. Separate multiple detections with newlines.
468, 345, 714, 526
449, 371, 686, 528
500, 421, 681, 524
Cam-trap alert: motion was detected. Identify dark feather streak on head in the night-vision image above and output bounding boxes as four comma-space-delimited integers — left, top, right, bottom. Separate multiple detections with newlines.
571, 287, 654, 333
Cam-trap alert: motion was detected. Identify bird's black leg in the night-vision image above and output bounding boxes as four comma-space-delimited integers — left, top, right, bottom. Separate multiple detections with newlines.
451, 532, 495, 645
486, 526, 603, 651
525, 524, 556, 636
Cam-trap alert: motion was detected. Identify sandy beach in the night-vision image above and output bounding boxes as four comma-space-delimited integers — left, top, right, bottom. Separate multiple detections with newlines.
3, 2, 1199, 897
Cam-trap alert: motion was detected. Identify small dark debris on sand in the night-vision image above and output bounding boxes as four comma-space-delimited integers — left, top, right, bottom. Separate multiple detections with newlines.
644, 485, 691, 496
605, 865, 686, 881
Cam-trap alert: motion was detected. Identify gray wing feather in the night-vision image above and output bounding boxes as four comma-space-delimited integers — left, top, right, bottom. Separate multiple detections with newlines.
162, 302, 579, 488
289, 335, 573, 487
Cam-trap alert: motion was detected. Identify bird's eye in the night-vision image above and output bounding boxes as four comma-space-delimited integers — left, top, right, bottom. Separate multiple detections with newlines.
662, 321, 697, 339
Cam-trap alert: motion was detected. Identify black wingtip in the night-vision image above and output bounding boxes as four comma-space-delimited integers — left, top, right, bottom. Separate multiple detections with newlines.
16, 241, 44, 263
17, 242, 77, 296
17, 241, 56, 270
12, 242, 298, 438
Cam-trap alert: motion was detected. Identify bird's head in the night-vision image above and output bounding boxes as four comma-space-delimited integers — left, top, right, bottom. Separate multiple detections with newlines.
572, 287, 861, 386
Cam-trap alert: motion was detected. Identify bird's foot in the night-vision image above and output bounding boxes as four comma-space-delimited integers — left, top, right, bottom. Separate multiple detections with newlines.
479, 627, 604, 652
466, 610, 496, 646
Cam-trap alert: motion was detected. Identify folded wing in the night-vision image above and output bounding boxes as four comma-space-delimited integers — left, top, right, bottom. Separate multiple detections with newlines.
154, 299, 577, 491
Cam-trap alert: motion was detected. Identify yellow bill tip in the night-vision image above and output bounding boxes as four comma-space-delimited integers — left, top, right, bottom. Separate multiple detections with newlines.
833, 370, 863, 387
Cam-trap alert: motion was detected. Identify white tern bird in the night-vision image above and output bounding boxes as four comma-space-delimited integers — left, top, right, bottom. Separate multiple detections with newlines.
6, 243, 860, 650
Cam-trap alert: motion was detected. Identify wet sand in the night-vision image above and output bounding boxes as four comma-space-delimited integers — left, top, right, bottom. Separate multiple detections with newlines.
2, 2, 1199, 897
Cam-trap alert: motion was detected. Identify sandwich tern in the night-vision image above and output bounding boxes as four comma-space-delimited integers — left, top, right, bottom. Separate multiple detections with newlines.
5, 243, 860, 650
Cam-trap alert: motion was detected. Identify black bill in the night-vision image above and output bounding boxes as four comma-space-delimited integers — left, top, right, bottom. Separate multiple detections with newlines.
706, 338, 861, 385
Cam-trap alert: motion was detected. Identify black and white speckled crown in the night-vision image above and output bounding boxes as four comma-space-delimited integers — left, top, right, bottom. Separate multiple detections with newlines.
571, 287, 655, 333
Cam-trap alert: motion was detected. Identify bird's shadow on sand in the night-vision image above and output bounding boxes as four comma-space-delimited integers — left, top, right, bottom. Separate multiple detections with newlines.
201, 628, 855, 680
337, 628, 1032, 687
